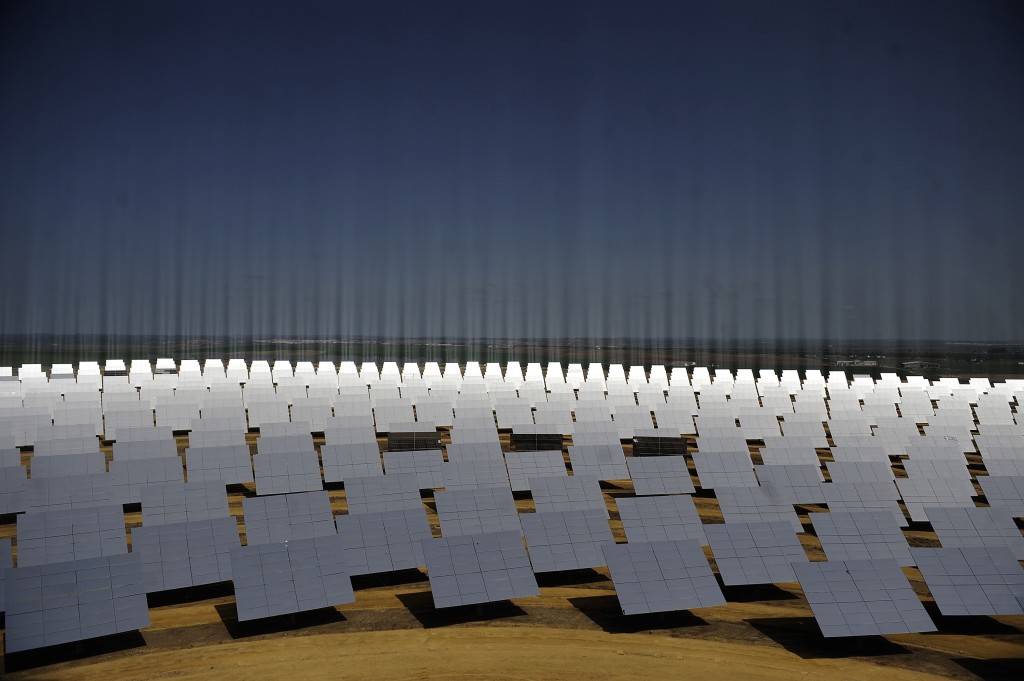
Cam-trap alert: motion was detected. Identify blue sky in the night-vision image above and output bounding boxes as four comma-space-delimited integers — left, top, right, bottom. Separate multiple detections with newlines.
1, 0, 1022, 340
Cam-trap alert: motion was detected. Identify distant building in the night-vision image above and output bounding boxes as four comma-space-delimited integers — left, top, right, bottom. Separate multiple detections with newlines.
834, 359, 878, 367
902, 360, 939, 371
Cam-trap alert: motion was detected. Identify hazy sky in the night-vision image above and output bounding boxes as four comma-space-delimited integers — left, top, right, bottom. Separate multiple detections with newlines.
1, 0, 1022, 341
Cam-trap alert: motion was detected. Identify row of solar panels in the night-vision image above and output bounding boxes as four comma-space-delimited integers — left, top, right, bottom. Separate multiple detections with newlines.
3, 361, 831, 386
6, 361, 1024, 406
2, 366, 1023, 653
3, 404, 1024, 504
2, 397, 1021, 452
4, 426, 1024, 515
5, 372, 1022, 410
3, 398, 1017, 428
4, 477, 1023, 651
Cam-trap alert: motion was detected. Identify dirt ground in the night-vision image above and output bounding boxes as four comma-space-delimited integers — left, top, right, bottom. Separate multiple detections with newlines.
2, 432, 1022, 680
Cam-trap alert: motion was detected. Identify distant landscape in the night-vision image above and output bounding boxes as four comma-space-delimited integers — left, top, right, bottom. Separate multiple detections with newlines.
2, 335, 1022, 379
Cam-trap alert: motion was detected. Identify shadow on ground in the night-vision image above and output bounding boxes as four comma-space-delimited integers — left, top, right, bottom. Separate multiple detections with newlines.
717, 581, 799, 603
569, 594, 709, 634
951, 657, 1024, 681
535, 568, 610, 588
1, 631, 147, 673
746, 616, 911, 659
351, 568, 428, 590
921, 602, 1022, 635
395, 591, 528, 628
147, 581, 234, 608
214, 602, 346, 639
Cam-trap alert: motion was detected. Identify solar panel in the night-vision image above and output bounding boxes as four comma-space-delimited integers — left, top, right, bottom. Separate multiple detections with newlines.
695, 435, 749, 452
449, 423, 497, 444
441, 460, 510, 490
257, 435, 315, 458
753, 464, 825, 504
705, 520, 808, 585
978, 476, 1024, 516
0, 447, 20, 468
373, 404, 416, 432
567, 444, 630, 480
616, 494, 707, 544
290, 400, 333, 431
185, 444, 254, 485
132, 516, 240, 592
509, 424, 565, 451
106, 421, 163, 448
626, 456, 695, 495
242, 491, 336, 545
320, 442, 382, 483
825, 461, 894, 483
16, 504, 126, 567
34, 434, 100, 457
905, 442, 970, 459
188, 428, 247, 448
336, 507, 432, 575
0, 537, 10, 612
3, 553, 150, 653
652, 406, 696, 435
421, 530, 539, 608
445, 441, 504, 463
691, 451, 758, 489
631, 428, 688, 455
102, 409, 153, 441
253, 450, 323, 495
792, 558, 935, 637
610, 405, 655, 438
974, 430, 1023, 450
822, 481, 906, 527
602, 539, 725, 615
323, 423, 377, 447
529, 475, 607, 517
195, 412, 247, 436
140, 480, 230, 526
230, 535, 354, 621
109, 457, 184, 503
504, 450, 567, 492
246, 400, 290, 429
902, 458, 972, 480
495, 403, 532, 430
113, 437, 179, 461
382, 449, 445, 489
894, 477, 977, 522
982, 457, 1024, 477
435, 486, 522, 536
810, 510, 913, 565
925, 506, 1024, 559
714, 483, 803, 532
829, 445, 891, 464
344, 473, 422, 515
911, 546, 1024, 616
155, 402, 200, 431
26, 473, 118, 512
774, 425, 828, 448
30, 451, 107, 477
521, 509, 614, 573
0, 463, 27, 514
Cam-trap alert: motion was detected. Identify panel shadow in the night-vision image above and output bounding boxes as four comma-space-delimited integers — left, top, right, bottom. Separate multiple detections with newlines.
568, 594, 709, 634
395, 590, 528, 628
952, 657, 1024, 681
214, 602, 346, 639
746, 616, 912, 659
2, 631, 147, 673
